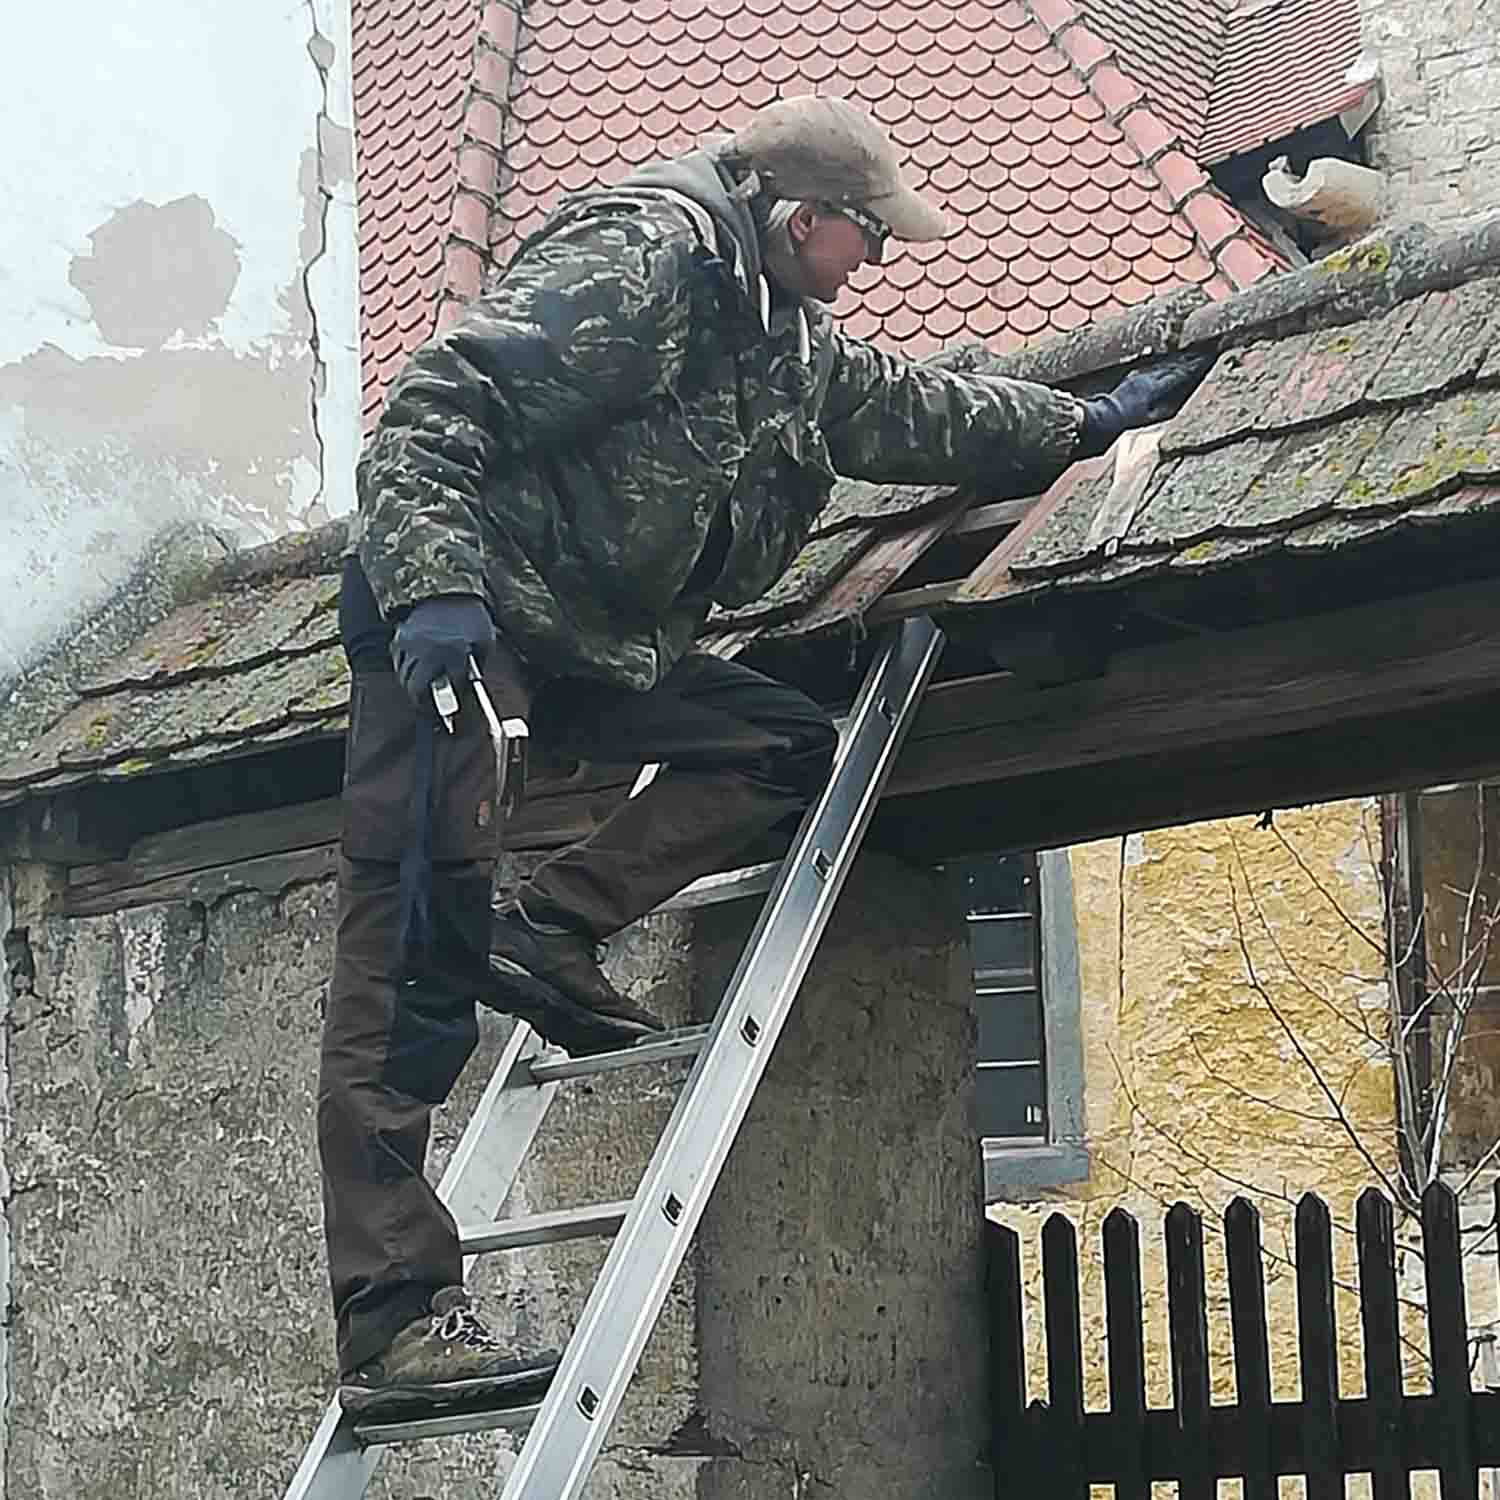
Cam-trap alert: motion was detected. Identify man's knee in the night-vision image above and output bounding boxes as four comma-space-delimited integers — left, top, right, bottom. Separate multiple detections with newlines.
771, 704, 837, 801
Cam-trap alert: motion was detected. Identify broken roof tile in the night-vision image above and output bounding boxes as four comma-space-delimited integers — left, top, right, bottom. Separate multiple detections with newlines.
999, 458, 1119, 578
810, 477, 959, 537
710, 529, 876, 628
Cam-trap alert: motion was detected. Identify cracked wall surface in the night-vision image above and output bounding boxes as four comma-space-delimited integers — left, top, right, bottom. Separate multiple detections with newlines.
0, 2, 360, 687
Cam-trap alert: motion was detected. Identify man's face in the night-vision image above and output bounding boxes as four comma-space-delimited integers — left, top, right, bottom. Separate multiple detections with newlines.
787, 203, 876, 303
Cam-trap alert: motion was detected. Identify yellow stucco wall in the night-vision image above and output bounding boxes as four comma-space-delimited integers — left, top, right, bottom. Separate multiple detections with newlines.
987, 800, 1463, 1415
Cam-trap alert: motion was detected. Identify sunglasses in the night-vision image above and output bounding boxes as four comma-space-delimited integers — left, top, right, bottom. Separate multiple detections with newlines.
822, 201, 890, 264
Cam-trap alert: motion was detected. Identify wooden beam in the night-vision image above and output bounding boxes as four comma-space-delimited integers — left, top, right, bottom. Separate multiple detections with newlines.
68, 799, 344, 898
865, 579, 963, 624
870, 689, 1500, 863
948, 498, 1035, 537
890, 577, 1500, 800
63, 846, 340, 918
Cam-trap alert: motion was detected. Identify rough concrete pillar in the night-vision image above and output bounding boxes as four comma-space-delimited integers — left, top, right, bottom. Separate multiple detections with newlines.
692, 851, 987, 1500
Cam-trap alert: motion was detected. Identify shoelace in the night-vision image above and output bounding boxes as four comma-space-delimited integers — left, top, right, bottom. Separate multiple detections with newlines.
433, 1299, 507, 1352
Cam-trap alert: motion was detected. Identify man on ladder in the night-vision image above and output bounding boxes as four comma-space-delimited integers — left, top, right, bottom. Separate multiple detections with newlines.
323, 92, 1204, 1419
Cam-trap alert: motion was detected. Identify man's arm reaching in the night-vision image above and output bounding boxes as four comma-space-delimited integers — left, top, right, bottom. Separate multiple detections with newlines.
819, 329, 1212, 492
818, 328, 1085, 491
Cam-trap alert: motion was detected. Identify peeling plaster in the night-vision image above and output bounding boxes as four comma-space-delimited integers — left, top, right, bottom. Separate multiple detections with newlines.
68, 198, 241, 352
118, 913, 166, 1069
0, 0, 360, 685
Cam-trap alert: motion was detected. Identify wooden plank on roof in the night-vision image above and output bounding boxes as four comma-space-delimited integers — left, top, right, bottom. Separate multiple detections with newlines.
867, 460, 1099, 622
959, 457, 1108, 600
772, 513, 958, 638
864, 580, 962, 625
61, 761, 644, 904
947, 498, 1035, 537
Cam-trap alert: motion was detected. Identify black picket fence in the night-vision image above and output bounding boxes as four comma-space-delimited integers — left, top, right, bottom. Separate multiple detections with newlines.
988, 1184, 1500, 1500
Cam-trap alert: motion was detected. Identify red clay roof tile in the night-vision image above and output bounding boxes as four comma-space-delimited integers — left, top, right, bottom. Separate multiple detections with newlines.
1080, 0, 1369, 164
356, 0, 1288, 408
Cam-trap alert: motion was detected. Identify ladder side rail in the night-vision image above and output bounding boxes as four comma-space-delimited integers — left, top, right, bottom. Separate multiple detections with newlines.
283, 1397, 381, 1500
499, 615, 945, 1500
285, 1023, 556, 1498
437, 1021, 559, 1273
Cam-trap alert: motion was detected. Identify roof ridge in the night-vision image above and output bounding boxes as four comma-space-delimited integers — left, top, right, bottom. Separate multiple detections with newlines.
1020, 0, 1283, 295
437, 0, 526, 331
201, 517, 350, 594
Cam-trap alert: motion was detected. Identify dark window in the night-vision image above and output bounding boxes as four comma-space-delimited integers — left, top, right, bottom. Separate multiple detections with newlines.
948, 851, 1046, 1140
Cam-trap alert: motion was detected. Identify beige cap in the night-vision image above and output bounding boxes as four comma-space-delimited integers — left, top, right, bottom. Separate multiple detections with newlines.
728, 95, 952, 242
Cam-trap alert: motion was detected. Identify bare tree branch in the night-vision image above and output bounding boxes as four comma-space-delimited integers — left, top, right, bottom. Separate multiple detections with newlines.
1227, 827, 1385, 1048
1225, 872, 1408, 1210
1268, 820, 1386, 958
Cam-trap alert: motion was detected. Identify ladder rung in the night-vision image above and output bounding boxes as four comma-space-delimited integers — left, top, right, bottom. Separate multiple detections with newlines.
528, 1025, 710, 1083
353, 1400, 543, 1447
655, 860, 780, 912
458, 1200, 631, 1254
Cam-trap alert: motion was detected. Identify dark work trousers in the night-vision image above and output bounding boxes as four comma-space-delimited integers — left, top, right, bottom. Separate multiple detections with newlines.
319, 633, 838, 1374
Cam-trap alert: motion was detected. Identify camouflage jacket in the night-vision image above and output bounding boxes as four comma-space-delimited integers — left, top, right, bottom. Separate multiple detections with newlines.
353, 150, 1084, 690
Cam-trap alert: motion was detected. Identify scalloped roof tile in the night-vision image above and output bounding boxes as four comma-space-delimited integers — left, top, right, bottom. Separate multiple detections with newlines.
487, 0, 1283, 360
1079, 0, 1373, 166
353, 0, 523, 422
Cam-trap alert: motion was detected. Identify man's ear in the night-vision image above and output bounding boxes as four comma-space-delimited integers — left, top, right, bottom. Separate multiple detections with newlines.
787, 201, 819, 246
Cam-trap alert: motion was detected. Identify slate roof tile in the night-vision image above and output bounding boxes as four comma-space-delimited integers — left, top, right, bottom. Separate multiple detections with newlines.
76, 575, 340, 696
1364, 280, 1500, 407
1125, 440, 1276, 551
1002, 263, 1500, 599
0, 637, 351, 798
812, 479, 957, 536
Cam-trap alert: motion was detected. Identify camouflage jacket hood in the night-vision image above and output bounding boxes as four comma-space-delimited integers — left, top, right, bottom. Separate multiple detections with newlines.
353, 148, 1084, 690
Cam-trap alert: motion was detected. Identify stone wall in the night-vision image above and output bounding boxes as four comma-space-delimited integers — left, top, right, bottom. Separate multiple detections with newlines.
0, 850, 983, 1498
1362, 0, 1500, 225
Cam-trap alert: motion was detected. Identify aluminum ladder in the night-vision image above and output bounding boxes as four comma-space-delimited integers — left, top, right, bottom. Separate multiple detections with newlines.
284, 614, 944, 1500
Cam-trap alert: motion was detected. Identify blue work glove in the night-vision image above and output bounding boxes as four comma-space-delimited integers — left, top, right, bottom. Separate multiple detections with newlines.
390, 596, 496, 708
1076, 352, 1214, 459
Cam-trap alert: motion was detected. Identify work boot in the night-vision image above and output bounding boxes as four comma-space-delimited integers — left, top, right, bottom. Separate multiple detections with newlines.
482, 905, 667, 1056
339, 1288, 559, 1415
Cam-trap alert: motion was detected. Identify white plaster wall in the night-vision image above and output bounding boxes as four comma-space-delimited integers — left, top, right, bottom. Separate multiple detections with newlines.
0, 1, 360, 683
1361, 0, 1500, 225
